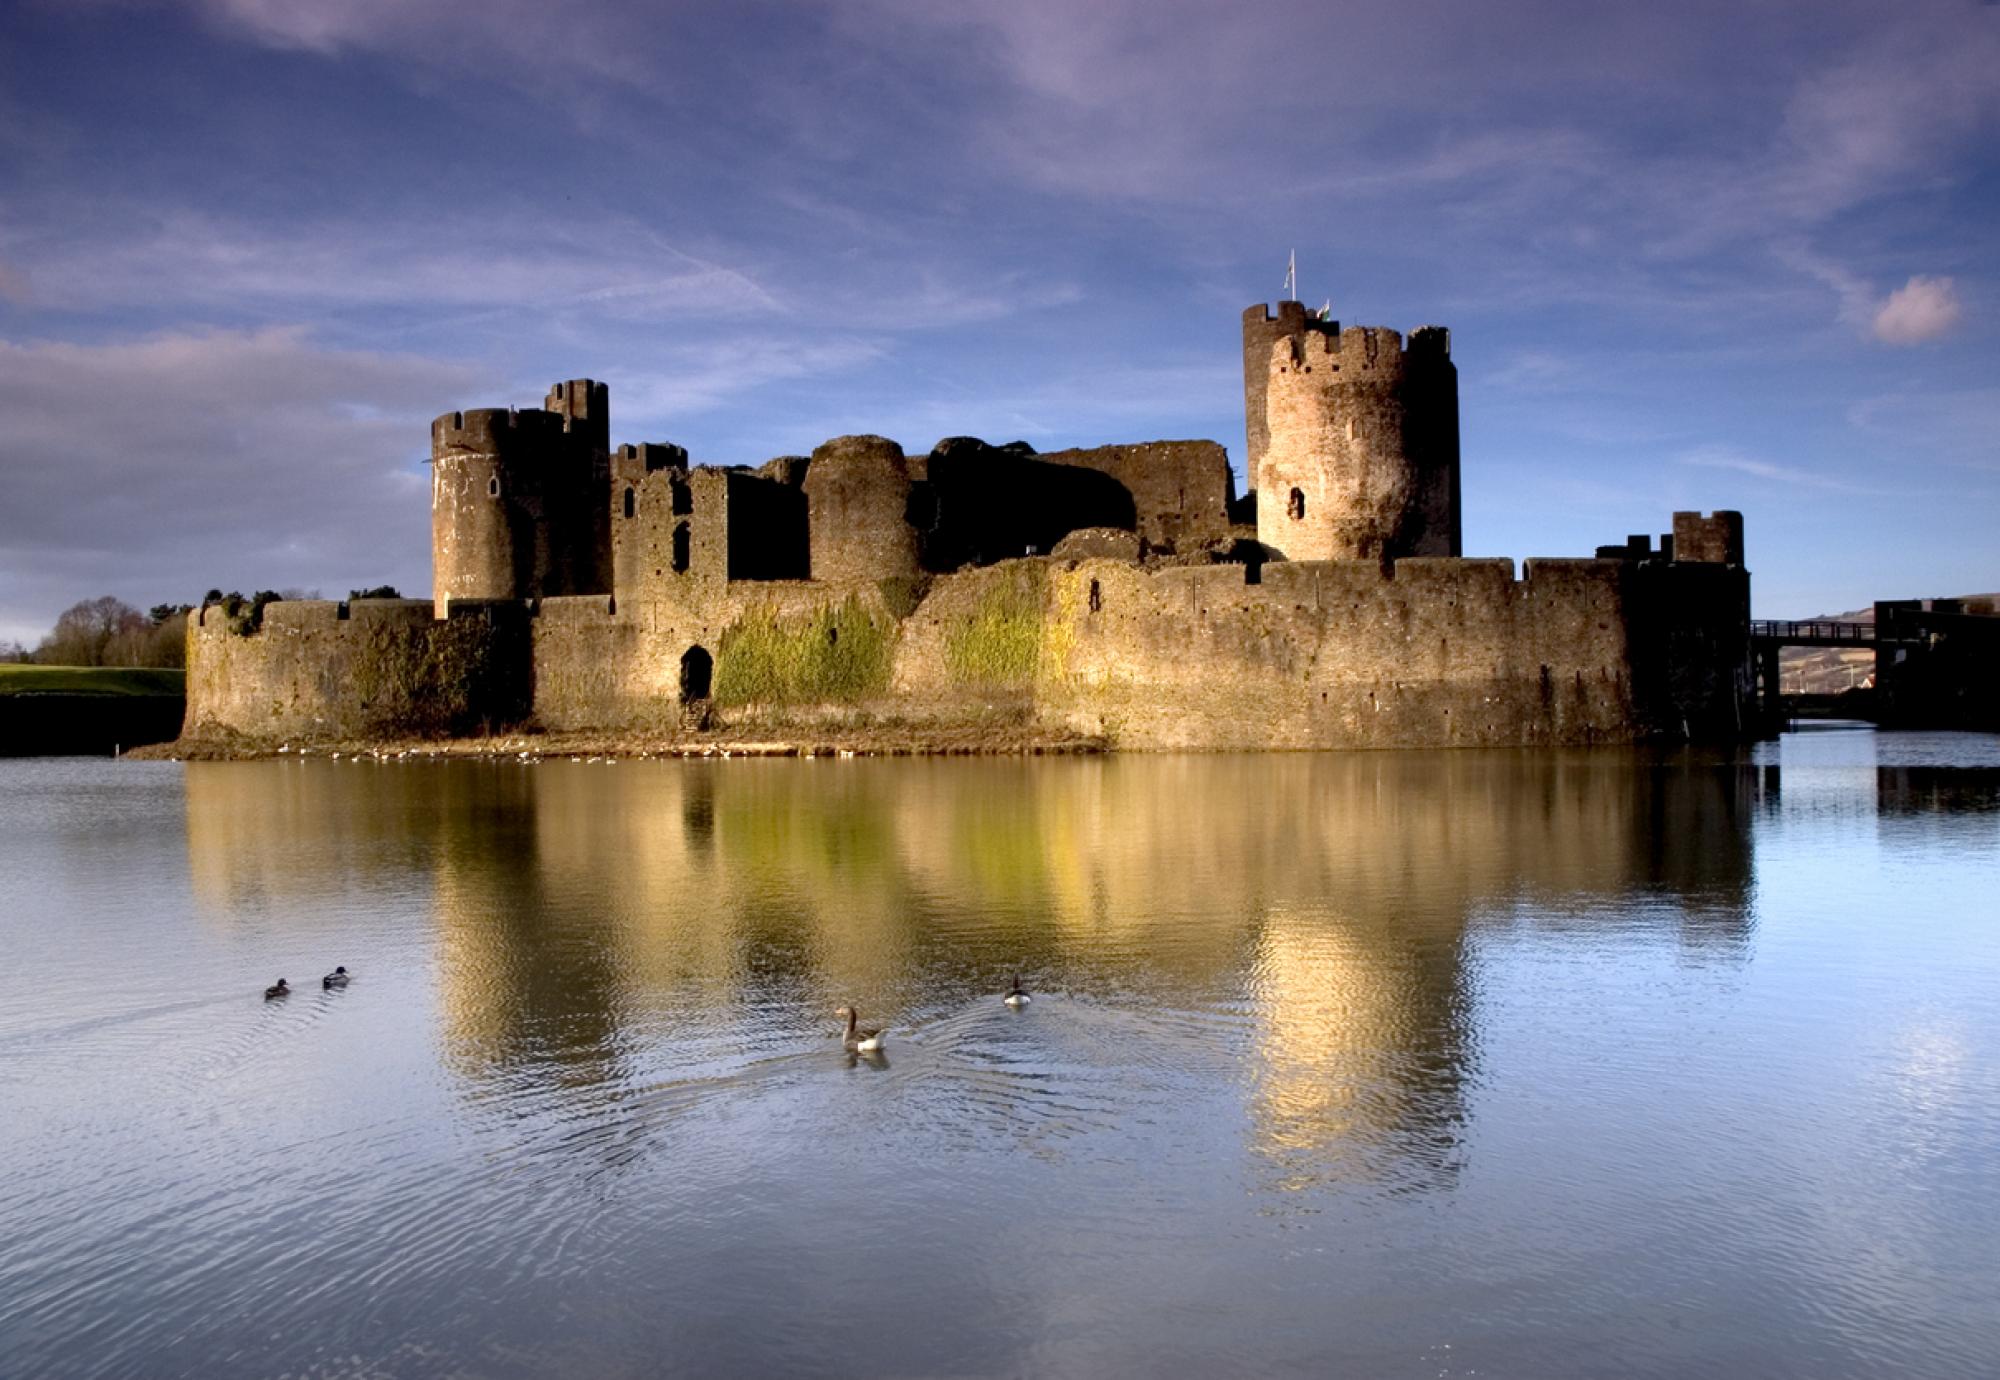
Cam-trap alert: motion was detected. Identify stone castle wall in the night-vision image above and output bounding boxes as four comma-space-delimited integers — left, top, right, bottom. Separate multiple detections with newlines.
1029, 441, 1236, 553
514, 555, 1748, 747
183, 598, 530, 741
183, 554, 1747, 749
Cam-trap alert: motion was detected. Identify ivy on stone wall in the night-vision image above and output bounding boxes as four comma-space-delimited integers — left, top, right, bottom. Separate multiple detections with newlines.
714, 597, 893, 706
944, 565, 1046, 687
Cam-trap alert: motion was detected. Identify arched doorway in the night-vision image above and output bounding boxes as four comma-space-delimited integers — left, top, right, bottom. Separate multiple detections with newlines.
680, 645, 713, 702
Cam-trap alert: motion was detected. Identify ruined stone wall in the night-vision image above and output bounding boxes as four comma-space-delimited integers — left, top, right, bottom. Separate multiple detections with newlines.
1033, 440, 1236, 553
723, 471, 809, 580
1031, 558, 1630, 748
182, 557, 1747, 749
183, 599, 531, 741
532, 582, 909, 731
890, 554, 1738, 750
1258, 324, 1460, 563
612, 456, 693, 599
918, 448, 1134, 569
527, 554, 1748, 748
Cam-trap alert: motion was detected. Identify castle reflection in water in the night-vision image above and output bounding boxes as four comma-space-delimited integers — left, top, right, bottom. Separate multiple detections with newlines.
182, 753, 1767, 1191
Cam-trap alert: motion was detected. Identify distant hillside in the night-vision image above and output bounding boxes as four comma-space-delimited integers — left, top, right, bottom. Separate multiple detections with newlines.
1777, 594, 1998, 693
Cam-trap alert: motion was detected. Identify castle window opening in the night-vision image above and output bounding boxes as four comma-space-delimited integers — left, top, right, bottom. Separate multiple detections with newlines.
624, 487, 635, 519
671, 479, 692, 516
679, 646, 713, 702
489, 476, 500, 498
1288, 487, 1305, 521
1089, 579, 1102, 613
672, 522, 690, 573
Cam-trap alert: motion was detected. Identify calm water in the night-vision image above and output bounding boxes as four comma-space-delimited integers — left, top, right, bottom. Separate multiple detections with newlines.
3, 731, 1998, 1378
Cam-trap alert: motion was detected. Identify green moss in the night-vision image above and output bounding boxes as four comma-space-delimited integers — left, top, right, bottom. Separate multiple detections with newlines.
945, 566, 1046, 687
714, 597, 894, 706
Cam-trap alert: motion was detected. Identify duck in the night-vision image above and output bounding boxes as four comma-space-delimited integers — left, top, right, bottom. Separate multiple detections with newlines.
264, 979, 290, 1000
1004, 974, 1031, 1008
835, 1005, 885, 1053
322, 966, 350, 990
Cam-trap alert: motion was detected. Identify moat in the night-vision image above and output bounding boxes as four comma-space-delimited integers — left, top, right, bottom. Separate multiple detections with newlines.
4, 732, 1998, 1378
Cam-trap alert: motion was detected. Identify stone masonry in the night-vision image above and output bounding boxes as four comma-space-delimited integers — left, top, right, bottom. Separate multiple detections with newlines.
181, 301, 1755, 751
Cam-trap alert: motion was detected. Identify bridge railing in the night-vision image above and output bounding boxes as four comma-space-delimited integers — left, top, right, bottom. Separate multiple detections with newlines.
1751, 620, 1876, 645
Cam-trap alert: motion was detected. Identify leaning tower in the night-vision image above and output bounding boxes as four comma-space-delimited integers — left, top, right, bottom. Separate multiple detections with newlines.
1243, 303, 1461, 562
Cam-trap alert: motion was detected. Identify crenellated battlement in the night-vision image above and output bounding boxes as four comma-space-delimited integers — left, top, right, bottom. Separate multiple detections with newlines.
1269, 324, 1458, 380
1243, 300, 1342, 336
1672, 511, 1745, 565
431, 407, 567, 457
612, 442, 689, 478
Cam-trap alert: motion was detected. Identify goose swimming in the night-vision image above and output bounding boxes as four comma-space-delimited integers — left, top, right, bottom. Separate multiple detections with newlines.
835, 1006, 885, 1053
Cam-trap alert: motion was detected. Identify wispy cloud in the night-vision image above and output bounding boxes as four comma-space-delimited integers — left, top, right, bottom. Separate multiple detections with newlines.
0, 208, 781, 320
1677, 444, 1898, 496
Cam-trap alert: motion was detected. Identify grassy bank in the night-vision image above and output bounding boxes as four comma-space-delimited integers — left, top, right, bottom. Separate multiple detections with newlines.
0, 665, 186, 696
1, 665, 187, 755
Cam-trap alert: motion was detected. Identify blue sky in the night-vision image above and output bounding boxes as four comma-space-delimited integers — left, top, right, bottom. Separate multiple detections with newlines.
1, 0, 1995, 642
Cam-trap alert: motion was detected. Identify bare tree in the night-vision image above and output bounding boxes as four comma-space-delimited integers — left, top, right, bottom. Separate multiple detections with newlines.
36, 596, 146, 667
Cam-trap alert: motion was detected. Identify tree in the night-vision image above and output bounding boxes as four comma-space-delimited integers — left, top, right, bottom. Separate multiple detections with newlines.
36, 596, 146, 666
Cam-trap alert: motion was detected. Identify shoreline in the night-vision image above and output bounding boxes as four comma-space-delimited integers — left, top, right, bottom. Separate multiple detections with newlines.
129, 723, 1110, 762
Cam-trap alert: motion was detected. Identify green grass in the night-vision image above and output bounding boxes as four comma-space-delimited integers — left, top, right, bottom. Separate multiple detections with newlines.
944, 566, 1046, 687
0, 665, 186, 697
714, 598, 895, 706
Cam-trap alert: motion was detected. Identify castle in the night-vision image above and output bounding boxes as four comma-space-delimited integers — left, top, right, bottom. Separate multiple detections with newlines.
181, 303, 1755, 750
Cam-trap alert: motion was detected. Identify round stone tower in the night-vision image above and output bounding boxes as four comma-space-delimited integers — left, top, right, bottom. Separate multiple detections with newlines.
1252, 311, 1460, 562
431, 407, 566, 613
803, 435, 921, 583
